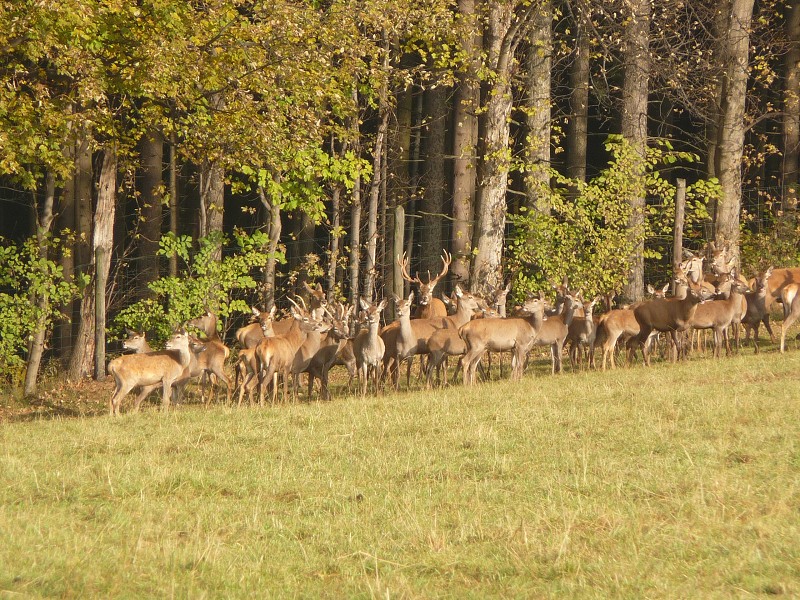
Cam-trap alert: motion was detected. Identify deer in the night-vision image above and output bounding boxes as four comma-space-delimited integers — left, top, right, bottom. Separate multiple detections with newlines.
287, 297, 333, 401
381, 292, 440, 390
305, 302, 354, 400
352, 297, 388, 396
233, 306, 279, 406
688, 270, 750, 358
236, 283, 328, 349
593, 307, 640, 370
186, 311, 232, 404
255, 303, 327, 405
121, 330, 153, 353
106, 329, 193, 416
779, 281, 800, 352
459, 293, 547, 385
567, 295, 599, 369
398, 250, 451, 319
630, 267, 713, 366
741, 267, 775, 352
530, 289, 579, 374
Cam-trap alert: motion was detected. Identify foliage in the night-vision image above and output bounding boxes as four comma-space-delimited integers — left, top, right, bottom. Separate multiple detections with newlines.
509, 136, 717, 300
740, 213, 800, 275
113, 231, 281, 344
0, 234, 83, 384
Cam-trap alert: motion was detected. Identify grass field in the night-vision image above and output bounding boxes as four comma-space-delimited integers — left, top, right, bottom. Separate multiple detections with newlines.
2, 348, 800, 598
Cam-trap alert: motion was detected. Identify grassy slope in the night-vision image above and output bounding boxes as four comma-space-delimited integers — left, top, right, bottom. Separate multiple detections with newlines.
1, 351, 799, 598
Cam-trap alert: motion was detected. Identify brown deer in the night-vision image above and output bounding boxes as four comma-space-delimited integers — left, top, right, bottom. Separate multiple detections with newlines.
352, 297, 388, 396
530, 289, 579, 374
255, 304, 327, 405
122, 330, 153, 353
381, 292, 440, 389
567, 295, 599, 369
398, 250, 451, 319
186, 311, 232, 404
459, 294, 547, 385
630, 267, 713, 366
593, 307, 640, 370
106, 329, 193, 416
741, 267, 775, 352
688, 270, 750, 358
780, 282, 800, 352
305, 302, 354, 400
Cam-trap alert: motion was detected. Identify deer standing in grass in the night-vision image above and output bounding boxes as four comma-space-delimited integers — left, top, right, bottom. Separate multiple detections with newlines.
305, 302, 354, 400
567, 295, 599, 369
630, 267, 712, 366
531, 290, 579, 374
107, 329, 193, 416
779, 281, 800, 352
352, 298, 387, 396
186, 311, 232, 404
741, 267, 774, 352
688, 270, 750, 358
255, 304, 327, 405
459, 294, 547, 385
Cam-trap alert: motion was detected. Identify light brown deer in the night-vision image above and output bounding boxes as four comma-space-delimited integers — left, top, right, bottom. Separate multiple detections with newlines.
567, 295, 599, 369
106, 329, 193, 416
780, 282, 800, 352
398, 250, 451, 319
594, 307, 640, 370
352, 298, 388, 396
122, 330, 153, 353
531, 290, 579, 374
630, 268, 713, 366
255, 305, 327, 405
305, 302, 354, 400
186, 311, 232, 404
459, 294, 547, 385
741, 267, 775, 352
688, 270, 750, 357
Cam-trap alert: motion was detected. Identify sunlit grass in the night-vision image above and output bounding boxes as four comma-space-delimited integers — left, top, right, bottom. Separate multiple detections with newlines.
1, 347, 800, 597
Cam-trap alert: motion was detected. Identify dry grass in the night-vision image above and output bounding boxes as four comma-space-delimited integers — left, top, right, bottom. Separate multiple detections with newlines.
1, 347, 799, 597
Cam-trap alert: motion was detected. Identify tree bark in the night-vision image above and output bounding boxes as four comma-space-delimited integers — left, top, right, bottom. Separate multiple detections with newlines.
452, 0, 481, 286
327, 186, 342, 299
419, 85, 448, 280
364, 92, 389, 301
714, 0, 755, 258
566, 3, 589, 183
138, 130, 164, 296
349, 174, 362, 306
55, 140, 76, 359
93, 146, 117, 381
259, 184, 282, 311
524, 0, 552, 213
200, 158, 225, 257
168, 131, 179, 277
784, 0, 800, 211
621, 0, 651, 303
23, 172, 56, 396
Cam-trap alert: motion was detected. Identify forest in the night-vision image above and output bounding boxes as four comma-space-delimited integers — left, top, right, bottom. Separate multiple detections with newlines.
0, 0, 798, 394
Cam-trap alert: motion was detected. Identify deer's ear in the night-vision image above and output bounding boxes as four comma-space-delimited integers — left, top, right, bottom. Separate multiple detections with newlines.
378, 298, 388, 310
359, 297, 370, 311
251, 306, 261, 317
392, 293, 401, 304
408, 291, 415, 302
647, 284, 655, 294
454, 284, 463, 296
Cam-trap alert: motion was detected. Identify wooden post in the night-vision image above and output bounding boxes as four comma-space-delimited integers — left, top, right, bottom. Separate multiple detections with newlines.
94, 246, 107, 381
672, 178, 686, 296
391, 204, 405, 321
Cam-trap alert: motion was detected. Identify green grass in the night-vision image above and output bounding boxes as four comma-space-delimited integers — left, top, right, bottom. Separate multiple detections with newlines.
2, 350, 800, 598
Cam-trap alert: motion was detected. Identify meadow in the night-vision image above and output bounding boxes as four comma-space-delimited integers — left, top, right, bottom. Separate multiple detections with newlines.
1, 348, 799, 598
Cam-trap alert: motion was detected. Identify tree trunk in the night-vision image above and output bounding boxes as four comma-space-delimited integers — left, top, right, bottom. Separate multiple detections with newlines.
525, 0, 552, 213
471, 2, 521, 297
714, 0, 755, 258
420, 85, 448, 280
566, 4, 589, 183
93, 146, 117, 381
200, 158, 225, 257
327, 186, 342, 299
452, 0, 480, 285
784, 0, 800, 211
364, 95, 389, 301
259, 184, 282, 311
621, 0, 651, 303
66, 135, 96, 381
55, 140, 76, 359
169, 131, 179, 277
138, 130, 164, 295
349, 174, 362, 306
23, 172, 56, 396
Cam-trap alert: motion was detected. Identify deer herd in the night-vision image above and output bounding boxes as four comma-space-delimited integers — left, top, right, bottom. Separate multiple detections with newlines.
107, 243, 800, 416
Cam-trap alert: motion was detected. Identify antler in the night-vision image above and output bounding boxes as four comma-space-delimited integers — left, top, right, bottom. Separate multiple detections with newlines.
398, 252, 421, 284
428, 249, 451, 286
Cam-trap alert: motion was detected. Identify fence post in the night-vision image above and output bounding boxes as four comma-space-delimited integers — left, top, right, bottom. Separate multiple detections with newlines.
672, 178, 686, 296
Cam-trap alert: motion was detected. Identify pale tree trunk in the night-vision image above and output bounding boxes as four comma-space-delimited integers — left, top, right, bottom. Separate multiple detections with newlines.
67, 136, 97, 381
471, 1, 536, 297
364, 74, 389, 302
349, 84, 362, 306
566, 2, 589, 183
259, 184, 282, 311
23, 172, 56, 396
784, 0, 800, 211
420, 85, 448, 279
138, 130, 164, 295
93, 146, 117, 381
621, 0, 651, 303
452, 0, 480, 285
327, 185, 342, 299
403, 91, 424, 285
714, 0, 755, 259
291, 209, 315, 296
525, 0, 552, 213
